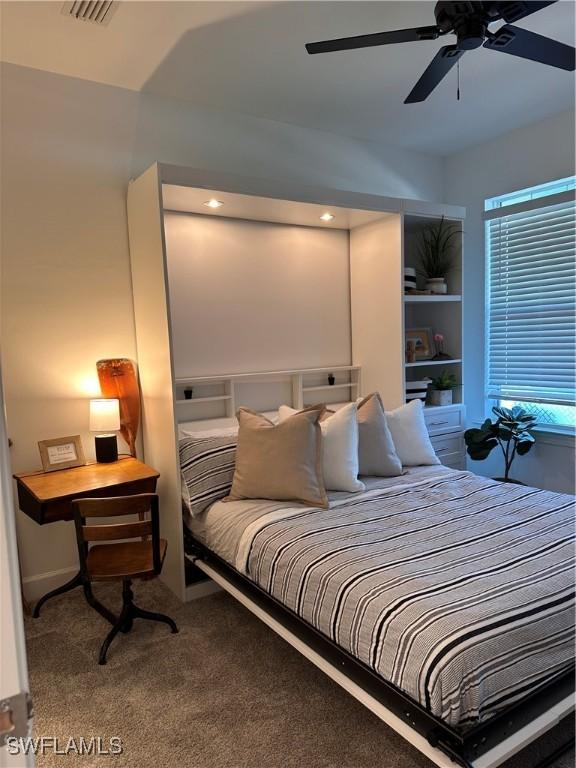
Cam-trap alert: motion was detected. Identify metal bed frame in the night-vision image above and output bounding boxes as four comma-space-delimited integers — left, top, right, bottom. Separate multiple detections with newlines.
185, 533, 574, 768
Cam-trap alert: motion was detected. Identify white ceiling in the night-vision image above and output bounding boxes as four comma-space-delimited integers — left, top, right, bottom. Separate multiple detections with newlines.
1, 1, 574, 155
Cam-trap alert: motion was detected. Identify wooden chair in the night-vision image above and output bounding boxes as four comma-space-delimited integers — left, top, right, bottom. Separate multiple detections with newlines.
72, 493, 178, 665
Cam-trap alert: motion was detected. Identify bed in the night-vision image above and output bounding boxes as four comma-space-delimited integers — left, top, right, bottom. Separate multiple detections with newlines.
180, 429, 575, 767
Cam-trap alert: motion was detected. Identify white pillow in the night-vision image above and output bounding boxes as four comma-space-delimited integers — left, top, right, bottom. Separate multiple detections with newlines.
278, 403, 365, 493
385, 399, 440, 466
178, 411, 279, 439
179, 425, 238, 438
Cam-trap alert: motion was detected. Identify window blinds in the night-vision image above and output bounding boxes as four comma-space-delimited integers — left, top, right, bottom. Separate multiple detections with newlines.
486, 195, 576, 406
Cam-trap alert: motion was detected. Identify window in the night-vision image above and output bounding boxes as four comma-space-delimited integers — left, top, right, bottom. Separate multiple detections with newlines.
485, 177, 576, 431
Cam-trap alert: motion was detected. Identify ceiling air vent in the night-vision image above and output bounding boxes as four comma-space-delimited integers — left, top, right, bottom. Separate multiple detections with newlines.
61, 1, 118, 26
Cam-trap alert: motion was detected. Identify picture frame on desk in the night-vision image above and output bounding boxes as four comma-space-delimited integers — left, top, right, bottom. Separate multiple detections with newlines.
38, 435, 86, 472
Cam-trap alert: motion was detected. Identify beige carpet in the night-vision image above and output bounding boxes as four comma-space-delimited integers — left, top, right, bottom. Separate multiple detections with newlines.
25, 579, 574, 768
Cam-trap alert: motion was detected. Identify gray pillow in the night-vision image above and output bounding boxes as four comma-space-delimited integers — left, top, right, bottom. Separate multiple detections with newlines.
357, 393, 403, 476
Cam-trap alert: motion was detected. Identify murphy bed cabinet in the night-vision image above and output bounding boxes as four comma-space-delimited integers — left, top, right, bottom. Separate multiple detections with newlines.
127, 163, 465, 600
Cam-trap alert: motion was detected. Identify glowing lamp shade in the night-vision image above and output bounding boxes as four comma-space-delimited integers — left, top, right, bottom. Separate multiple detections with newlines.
89, 399, 120, 463
89, 399, 120, 433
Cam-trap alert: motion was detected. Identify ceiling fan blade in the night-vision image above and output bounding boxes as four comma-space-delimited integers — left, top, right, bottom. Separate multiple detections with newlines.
497, 1, 558, 24
483, 25, 575, 71
306, 26, 440, 55
404, 45, 465, 104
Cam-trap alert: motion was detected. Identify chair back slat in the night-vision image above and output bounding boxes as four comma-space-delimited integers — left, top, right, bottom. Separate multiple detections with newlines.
83, 520, 152, 542
72, 494, 162, 580
74, 495, 153, 518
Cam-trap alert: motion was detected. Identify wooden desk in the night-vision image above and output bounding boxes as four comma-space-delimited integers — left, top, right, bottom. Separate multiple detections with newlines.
15, 458, 159, 525
14, 458, 160, 618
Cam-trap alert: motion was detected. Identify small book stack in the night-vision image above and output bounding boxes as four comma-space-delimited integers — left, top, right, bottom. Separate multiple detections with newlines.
404, 267, 417, 292
405, 379, 431, 402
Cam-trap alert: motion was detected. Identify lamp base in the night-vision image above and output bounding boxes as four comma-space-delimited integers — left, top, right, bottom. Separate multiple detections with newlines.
94, 434, 118, 463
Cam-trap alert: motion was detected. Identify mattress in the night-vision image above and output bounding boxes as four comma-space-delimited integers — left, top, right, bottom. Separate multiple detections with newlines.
186, 470, 575, 729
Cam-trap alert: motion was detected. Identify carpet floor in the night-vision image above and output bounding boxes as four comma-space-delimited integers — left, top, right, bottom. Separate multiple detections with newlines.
25, 579, 574, 768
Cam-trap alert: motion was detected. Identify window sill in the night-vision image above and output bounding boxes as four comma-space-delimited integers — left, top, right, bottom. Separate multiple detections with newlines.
471, 421, 575, 449
531, 426, 575, 448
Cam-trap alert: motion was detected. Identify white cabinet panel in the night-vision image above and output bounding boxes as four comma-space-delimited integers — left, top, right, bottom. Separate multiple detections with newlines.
424, 405, 464, 435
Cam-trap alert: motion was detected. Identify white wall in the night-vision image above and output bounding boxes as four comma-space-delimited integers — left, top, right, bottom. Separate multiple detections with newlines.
1, 63, 140, 595
0, 62, 444, 596
165, 213, 351, 378
445, 109, 575, 492
131, 91, 444, 202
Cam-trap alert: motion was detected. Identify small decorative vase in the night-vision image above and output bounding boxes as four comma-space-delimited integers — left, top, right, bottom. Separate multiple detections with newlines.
425, 278, 447, 294
430, 389, 452, 406
184, 388, 193, 400
328, 373, 335, 386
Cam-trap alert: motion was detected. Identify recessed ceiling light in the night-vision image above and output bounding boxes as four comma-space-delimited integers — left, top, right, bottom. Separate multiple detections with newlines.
204, 199, 224, 209
320, 212, 335, 222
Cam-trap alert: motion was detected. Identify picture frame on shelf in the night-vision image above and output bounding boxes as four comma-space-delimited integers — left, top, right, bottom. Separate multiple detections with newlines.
405, 328, 433, 361
38, 435, 86, 473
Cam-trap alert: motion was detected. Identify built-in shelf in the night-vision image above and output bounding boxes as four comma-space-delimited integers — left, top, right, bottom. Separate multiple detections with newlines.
405, 359, 462, 368
174, 365, 360, 385
303, 383, 358, 393
404, 294, 462, 303
175, 395, 232, 405
172, 366, 362, 417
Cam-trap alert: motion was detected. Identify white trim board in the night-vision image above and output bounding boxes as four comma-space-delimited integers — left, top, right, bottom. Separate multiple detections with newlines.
23, 563, 223, 604
184, 578, 222, 601
194, 559, 574, 768
22, 565, 78, 602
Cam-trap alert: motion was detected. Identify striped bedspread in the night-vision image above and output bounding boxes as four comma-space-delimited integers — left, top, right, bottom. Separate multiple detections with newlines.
191, 471, 575, 728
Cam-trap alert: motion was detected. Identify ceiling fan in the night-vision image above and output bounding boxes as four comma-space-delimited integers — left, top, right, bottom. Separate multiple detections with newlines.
305, 1, 575, 103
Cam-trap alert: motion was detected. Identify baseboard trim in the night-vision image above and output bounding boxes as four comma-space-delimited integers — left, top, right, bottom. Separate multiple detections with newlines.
184, 579, 222, 601
22, 566, 78, 602
24, 565, 222, 603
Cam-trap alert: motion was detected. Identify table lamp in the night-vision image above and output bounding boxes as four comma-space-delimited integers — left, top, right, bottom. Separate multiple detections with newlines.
89, 398, 120, 463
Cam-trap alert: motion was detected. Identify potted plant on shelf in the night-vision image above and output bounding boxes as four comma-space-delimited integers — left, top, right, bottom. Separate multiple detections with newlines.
429, 370, 457, 406
417, 216, 460, 294
464, 406, 537, 483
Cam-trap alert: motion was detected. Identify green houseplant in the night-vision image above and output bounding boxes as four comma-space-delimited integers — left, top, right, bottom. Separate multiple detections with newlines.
464, 406, 537, 483
429, 370, 457, 406
417, 216, 460, 294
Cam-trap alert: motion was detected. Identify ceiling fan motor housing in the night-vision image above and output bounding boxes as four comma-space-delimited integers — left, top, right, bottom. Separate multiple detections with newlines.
455, 17, 487, 49
435, 1, 488, 49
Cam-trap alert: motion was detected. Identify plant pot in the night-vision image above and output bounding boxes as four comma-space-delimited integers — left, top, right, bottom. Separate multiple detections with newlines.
493, 477, 526, 485
430, 389, 452, 406
425, 278, 447, 294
